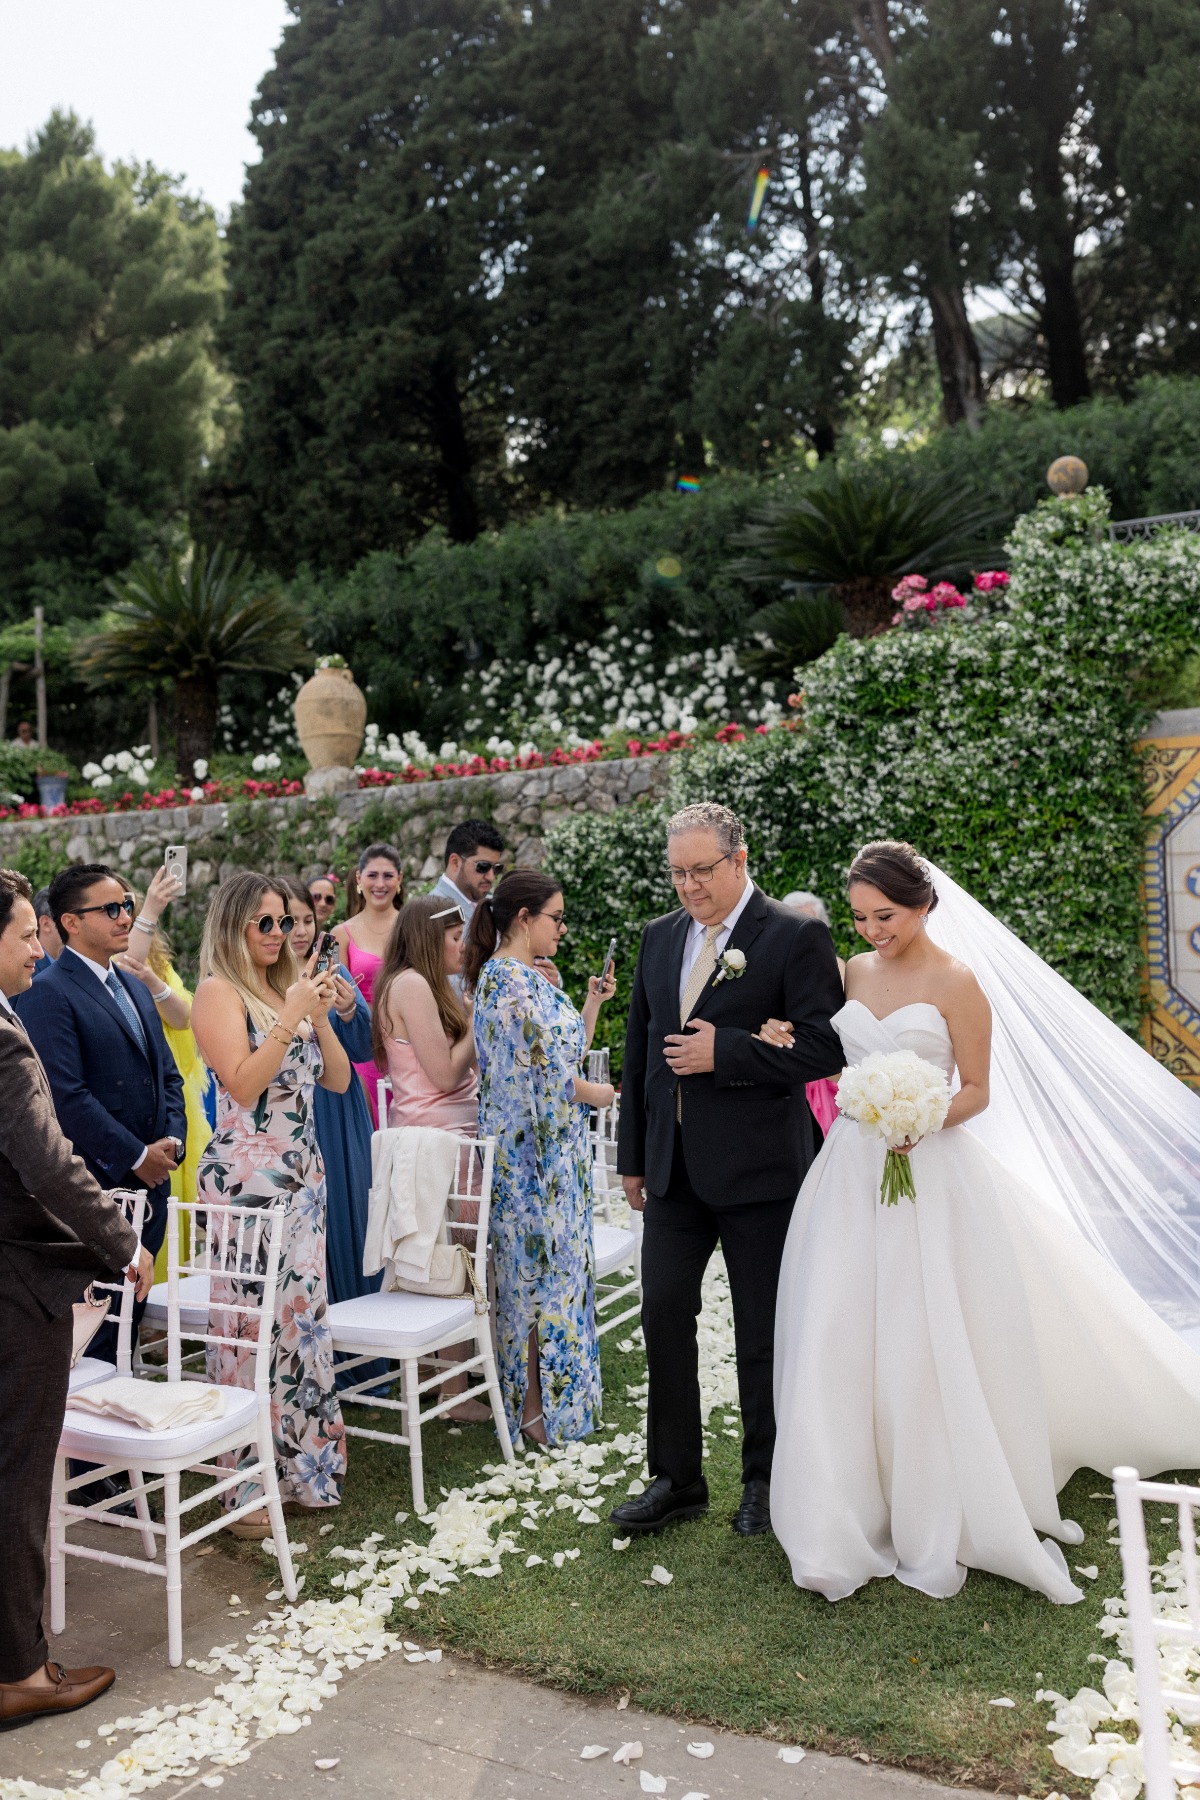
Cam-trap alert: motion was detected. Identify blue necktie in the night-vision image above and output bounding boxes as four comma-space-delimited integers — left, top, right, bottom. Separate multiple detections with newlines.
105, 968, 148, 1057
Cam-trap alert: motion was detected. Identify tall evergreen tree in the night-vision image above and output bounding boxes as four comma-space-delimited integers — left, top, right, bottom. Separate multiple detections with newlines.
0, 113, 227, 621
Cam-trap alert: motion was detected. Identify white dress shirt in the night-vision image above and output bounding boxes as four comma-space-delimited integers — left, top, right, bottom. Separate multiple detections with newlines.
0, 988, 15, 1017
678, 879, 756, 1010
66, 947, 149, 1171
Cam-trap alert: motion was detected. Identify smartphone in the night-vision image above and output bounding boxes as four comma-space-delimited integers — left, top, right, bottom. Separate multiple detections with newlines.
164, 844, 188, 896
314, 930, 338, 975
599, 935, 618, 985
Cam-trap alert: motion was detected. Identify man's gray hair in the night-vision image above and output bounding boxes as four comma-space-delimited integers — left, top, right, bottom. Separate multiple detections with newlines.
781, 890, 830, 925
666, 802, 745, 856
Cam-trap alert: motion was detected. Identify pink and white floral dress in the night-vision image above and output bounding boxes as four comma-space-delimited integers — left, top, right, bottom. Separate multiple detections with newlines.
199, 1022, 346, 1510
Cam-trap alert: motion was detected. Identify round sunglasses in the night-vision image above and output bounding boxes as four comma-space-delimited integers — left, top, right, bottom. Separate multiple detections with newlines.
254, 913, 295, 935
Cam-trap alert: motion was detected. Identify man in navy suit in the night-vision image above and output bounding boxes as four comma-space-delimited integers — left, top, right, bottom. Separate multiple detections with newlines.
17, 861, 186, 1364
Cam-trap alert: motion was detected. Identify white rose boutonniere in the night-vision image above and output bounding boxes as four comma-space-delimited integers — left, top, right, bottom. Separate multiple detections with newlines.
713, 947, 747, 985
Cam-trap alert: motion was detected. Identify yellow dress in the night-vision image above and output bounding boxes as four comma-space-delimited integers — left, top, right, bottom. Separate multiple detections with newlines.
153, 964, 212, 1277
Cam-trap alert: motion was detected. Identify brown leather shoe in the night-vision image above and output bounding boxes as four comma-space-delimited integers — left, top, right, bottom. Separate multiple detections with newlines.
0, 1662, 115, 1730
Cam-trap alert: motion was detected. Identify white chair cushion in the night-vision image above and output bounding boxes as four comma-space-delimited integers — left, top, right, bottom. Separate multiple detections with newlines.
59, 1383, 258, 1464
69, 1356, 115, 1394
595, 1222, 637, 1278
141, 1272, 210, 1333
327, 1291, 475, 1351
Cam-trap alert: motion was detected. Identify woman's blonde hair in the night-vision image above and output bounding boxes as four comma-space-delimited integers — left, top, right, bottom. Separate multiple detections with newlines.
372, 894, 467, 1062
199, 871, 299, 1033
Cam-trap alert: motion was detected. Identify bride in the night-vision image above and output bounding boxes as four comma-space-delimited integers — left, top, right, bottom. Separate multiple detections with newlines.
767, 839, 1200, 1605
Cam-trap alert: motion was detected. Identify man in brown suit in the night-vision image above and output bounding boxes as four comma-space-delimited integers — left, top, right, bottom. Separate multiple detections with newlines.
0, 869, 153, 1728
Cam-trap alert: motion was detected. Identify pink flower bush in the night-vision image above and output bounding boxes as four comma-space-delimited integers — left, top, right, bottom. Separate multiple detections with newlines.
889, 569, 1007, 629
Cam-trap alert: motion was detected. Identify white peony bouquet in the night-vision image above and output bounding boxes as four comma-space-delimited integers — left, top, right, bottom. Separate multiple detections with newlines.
836, 1049, 952, 1206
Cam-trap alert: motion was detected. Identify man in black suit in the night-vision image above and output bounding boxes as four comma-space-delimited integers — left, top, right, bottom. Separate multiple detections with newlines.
613, 802, 843, 1537
17, 862, 186, 1367
0, 868, 153, 1725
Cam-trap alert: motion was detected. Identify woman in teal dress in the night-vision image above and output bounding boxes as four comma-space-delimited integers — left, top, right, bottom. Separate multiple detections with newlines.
464, 871, 616, 1446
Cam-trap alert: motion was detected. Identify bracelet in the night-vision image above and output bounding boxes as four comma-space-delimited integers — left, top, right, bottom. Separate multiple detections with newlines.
152, 986, 172, 1003
268, 1025, 294, 1049
132, 916, 157, 935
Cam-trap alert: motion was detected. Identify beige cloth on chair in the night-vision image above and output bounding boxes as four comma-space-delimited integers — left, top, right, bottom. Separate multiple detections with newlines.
363, 1126, 460, 1287
70, 1375, 227, 1430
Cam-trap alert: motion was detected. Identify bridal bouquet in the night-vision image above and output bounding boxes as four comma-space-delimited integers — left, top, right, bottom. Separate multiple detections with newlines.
836, 1050, 952, 1206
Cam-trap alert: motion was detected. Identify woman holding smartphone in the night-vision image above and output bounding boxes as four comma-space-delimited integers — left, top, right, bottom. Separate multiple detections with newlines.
333, 844, 405, 1125
192, 872, 351, 1536
276, 879, 380, 1315
464, 871, 616, 1448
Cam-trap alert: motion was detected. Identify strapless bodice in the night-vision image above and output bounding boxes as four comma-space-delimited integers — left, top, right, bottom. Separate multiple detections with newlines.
833, 999, 955, 1081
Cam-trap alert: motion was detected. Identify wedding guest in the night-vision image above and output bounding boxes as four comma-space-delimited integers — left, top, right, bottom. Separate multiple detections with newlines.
192, 872, 350, 1537
115, 867, 212, 1271
430, 821, 506, 926
10, 720, 34, 747
373, 895, 479, 1133
30, 888, 62, 976
780, 890, 846, 1136
333, 843, 405, 1125
464, 871, 616, 1447
310, 874, 340, 927
0, 868, 153, 1727
17, 863, 186, 1378
276, 877, 379, 1313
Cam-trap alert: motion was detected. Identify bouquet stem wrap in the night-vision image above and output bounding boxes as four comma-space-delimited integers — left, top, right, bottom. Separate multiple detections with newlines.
835, 1049, 952, 1206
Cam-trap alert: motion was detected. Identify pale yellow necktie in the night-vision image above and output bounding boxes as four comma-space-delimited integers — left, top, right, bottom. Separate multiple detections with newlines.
677, 923, 722, 1121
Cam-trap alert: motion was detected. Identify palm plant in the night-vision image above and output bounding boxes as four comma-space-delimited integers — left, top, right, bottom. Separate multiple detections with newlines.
739, 591, 847, 683
80, 545, 307, 775
733, 466, 1007, 639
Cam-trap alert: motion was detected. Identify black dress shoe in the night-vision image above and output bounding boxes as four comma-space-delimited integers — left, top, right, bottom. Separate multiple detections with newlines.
609, 1476, 708, 1534
733, 1477, 772, 1536
72, 1475, 137, 1518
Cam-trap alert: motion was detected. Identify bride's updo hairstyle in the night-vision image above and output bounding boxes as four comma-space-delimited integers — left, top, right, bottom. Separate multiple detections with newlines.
848, 840, 939, 913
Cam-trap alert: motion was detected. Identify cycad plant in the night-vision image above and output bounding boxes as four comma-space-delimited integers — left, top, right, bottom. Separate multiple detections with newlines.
734, 465, 1007, 640
80, 545, 307, 774
739, 591, 847, 684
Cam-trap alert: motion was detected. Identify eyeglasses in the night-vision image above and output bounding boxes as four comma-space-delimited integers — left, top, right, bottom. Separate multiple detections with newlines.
666, 853, 733, 887
431, 903, 465, 924
254, 914, 295, 935
73, 898, 136, 920
472, 859, 505, 876
538, 910, 567, 929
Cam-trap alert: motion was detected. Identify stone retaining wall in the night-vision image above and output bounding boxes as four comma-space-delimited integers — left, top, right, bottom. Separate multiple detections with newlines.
0, 755, 672, 972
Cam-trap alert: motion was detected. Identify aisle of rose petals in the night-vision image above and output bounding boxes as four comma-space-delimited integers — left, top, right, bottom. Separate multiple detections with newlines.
0, 1263, 739, 1800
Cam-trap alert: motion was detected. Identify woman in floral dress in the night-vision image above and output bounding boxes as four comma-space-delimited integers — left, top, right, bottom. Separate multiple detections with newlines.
463, 871, 616, 1446
192, 872, 352, 1536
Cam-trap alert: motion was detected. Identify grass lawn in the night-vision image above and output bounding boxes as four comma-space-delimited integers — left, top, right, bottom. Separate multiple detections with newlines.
213, 1327, 1196, 1796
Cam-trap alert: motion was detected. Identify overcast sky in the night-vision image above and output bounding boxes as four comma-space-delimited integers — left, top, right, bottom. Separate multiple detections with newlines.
0, 0, 293, 217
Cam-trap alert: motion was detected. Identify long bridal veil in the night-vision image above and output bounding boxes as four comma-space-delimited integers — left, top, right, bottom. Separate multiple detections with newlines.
925, 862, 1200, 1346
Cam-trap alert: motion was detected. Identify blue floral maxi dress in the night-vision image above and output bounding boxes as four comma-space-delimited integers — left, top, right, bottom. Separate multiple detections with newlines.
199, 1024, 346, 1509
474, 958, 600, 1444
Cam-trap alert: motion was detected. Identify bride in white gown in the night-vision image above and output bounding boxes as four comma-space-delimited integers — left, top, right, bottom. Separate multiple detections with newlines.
769, 840, 1200, 1606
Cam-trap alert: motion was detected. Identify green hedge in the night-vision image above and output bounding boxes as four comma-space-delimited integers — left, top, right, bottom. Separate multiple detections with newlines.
548, 490, 1200, 1071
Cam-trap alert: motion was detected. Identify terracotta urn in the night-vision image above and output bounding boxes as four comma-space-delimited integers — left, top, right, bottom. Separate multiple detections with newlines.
293, 664, 367, 771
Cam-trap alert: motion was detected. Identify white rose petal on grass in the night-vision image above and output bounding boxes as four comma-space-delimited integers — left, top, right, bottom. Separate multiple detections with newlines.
579, 1508, 601, 1524
526, 1554, 545, 1568
580, 1745, 609, 1760
645, 1564, 673, 1586
640, 1774, 667, 1794
1074, 1565, 1099, 1580
393, 1510, 409, 1524
778, 1747, 807, 1763
424, 1649, 443, 1664
613, 1741, 644, 1764
319, 1524, 336, 1536
612, 1536, 631, 1551
989, 1698, 1016, 1708
687, 1741, 715, 1757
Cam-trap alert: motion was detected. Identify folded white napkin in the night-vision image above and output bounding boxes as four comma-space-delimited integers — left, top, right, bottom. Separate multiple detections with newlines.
70, 1375, 228, 1431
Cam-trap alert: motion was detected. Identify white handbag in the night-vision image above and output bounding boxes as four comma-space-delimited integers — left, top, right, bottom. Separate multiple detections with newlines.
389, 1243, 488, 1313
71, 1285, 111, 1367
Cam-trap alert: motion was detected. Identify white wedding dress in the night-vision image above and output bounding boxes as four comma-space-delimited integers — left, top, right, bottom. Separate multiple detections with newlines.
771, 996, 1200, 1606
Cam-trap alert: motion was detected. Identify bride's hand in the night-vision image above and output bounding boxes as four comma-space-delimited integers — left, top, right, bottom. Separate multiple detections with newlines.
755, 1016, 794, 1048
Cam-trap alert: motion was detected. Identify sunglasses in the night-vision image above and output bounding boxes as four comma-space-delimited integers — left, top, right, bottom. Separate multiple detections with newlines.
73, 898, 136, 920
471, 859, 505, 875
431, 903, 466, 924
254, 914, 295, 935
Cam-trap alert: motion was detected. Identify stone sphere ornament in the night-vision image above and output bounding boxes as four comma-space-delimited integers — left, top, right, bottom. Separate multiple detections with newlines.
1046, 455, 1089, 496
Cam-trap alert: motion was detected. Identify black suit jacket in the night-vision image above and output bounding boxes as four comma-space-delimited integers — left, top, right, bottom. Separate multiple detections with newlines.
15, 951, 186, 1194
617, 885, 844, 1205
0, 1007, 138, 1316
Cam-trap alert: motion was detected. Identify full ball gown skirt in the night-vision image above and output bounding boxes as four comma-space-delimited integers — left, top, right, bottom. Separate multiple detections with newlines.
771, 1000, 1200, 1605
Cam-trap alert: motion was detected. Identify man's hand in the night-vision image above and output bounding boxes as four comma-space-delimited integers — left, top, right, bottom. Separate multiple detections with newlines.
663, 1016, 716, 1076
138, 1138, 179, 1187
622, 1174, 647, 1213
126, 1245, 155, 1301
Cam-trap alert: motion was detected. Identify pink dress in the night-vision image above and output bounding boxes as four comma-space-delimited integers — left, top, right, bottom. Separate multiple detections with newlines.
806, 1077, 840, 1137
344, 934, 385, 1125
386, 1035, 480, 1219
